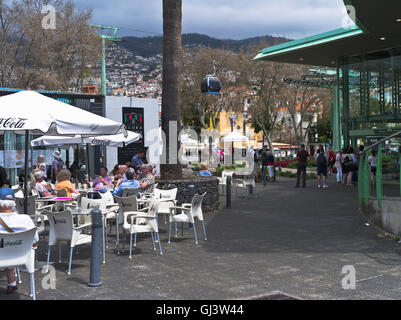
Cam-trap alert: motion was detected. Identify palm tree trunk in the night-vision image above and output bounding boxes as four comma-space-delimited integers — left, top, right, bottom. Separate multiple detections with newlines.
161, 0, 183, 180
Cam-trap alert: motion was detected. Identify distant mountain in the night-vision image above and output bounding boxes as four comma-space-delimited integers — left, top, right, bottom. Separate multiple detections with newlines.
119, 33, 290, 57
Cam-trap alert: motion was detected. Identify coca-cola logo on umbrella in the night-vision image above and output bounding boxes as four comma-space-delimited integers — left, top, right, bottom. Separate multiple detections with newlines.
0, 118, 27, 129
91, 138, 111, 146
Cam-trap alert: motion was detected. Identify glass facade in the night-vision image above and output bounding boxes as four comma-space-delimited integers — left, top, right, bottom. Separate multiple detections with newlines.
338, 47, 401, 148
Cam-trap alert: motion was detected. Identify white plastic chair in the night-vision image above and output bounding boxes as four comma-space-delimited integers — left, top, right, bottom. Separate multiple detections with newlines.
42, 210, 91, 275
122, 199, 163, 259
113, 195, 139, 254
0, 228, 37, 300
15, 195, 37, 215
16, 195, 51, 246
168, 193, 207, 245
153, 188, 178, 224
122, 187, 141, 197
232, 172, 255, 198
219, 171, 234, 194
79, 196, 113, 263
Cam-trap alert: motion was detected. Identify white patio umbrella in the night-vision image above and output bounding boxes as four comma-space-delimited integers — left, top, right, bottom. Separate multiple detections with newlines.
31, 131, 141, 148
0, 91, 126, 136
82, 131, 141, 147
180, 134, 198, 146
31, 135, 84, 147
31, 131, 141, 181
222, 131, 249, 164
0, 90, 127, 213
221, 131, 249, 142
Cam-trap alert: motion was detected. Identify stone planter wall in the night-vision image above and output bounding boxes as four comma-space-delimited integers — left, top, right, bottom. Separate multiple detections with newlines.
360, 197, 401, 236
156, 177, 220, 213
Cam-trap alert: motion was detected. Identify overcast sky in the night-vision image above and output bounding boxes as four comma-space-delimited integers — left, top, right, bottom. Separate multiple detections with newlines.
75, 0, 347, 40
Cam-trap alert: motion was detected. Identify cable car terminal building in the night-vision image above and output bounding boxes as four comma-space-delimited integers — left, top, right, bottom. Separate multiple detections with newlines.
0, 89, 160, 185
254, 0, 401, 152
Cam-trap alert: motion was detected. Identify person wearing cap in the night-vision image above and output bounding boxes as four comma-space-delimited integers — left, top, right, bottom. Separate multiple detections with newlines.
0, 187, 38, 294
33, 170, 54, 197
51, 151, 64, 184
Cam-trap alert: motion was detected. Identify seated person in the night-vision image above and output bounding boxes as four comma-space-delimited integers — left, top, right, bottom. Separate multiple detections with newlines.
0, 187, 38, 294
152, 164, 160, 178
55, 169, 79, 197
33, 170, 54, 197
197, 164, 212, 177
140, 164, 155, 194
113, 168, 140, 197
110, 164, 120, 177
113, 165, 127, 187
93, 167, 113, 188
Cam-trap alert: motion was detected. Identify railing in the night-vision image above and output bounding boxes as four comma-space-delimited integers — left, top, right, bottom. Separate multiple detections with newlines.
358, 131, 401, 209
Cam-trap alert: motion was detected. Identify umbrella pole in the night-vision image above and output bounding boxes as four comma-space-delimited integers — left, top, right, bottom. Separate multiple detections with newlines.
86, 143, 91, 180
76, 144, 80, 182
23, 130, 29, 214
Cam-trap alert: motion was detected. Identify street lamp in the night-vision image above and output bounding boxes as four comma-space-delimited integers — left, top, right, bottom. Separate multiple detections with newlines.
287, 116, 292, 158
230, 113, 237, 164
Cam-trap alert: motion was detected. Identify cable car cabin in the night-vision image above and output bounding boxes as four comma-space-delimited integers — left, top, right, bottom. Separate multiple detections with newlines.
201, 76, 221, 95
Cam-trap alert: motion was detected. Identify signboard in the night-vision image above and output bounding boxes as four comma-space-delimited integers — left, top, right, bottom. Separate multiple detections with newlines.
119, 107, 145, 164
4, 150, 32, 168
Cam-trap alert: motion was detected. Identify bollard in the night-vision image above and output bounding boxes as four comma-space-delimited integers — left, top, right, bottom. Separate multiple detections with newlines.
226, 175, 232, 208
188, 184, 195, 229
88, 209, 103, 287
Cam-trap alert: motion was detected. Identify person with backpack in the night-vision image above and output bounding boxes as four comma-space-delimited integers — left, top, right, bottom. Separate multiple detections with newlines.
51, 151, 65, 184
315, 147, 328, 188
343, 146, 355, 187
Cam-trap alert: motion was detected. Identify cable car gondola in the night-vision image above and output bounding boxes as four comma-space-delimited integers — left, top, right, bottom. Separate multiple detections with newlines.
201, 61, 221, 95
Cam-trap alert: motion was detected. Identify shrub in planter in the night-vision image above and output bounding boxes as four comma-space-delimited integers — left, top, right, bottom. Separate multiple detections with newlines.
287, 161, 299, 169
192, 162, 200, 171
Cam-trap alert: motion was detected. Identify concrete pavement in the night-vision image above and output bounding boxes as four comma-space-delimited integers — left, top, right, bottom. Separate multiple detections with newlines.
3, 176, 401, 300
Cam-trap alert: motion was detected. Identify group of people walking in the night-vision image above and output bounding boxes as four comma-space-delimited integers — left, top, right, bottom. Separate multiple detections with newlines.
253, 142, 378, 189
294, 144, 376, 189
254, 146, 275, 185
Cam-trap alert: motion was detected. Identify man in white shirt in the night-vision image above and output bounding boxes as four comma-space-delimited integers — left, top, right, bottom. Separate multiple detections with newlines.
0, 187, 38, 294
33, 170, 54, 197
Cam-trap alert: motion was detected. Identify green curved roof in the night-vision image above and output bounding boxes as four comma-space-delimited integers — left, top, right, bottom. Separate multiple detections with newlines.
254, 0, 401, 66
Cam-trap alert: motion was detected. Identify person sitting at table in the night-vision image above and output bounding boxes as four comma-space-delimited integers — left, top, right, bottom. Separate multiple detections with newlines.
197, 164, 212, 177
0, 187, 38, 294
140, 164, 155, 194
113, 168, 140, 197
55, 169, 79, 198
110, 164, 119, 177
114, 165, 127, 187
33, 170, 55, 197
93, 167, 113, 188
151, 164, 160, 178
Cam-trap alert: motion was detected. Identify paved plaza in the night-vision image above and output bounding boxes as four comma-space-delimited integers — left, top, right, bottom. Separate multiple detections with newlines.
3, 177, 401, 300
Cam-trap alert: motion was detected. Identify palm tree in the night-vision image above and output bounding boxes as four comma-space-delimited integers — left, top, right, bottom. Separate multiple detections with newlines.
161, 0, 183, 180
